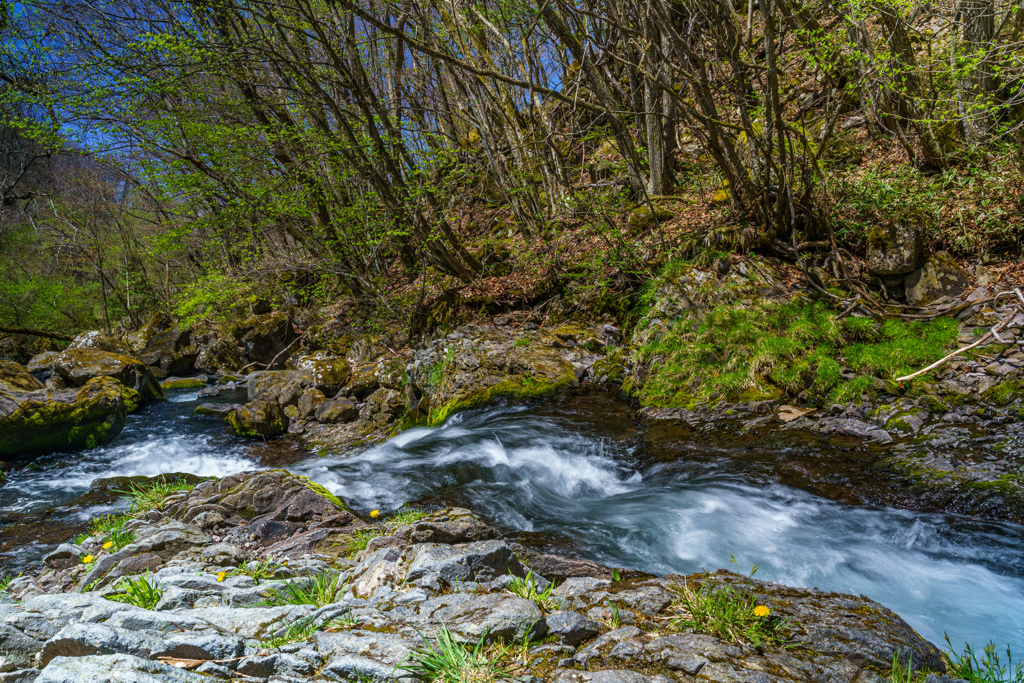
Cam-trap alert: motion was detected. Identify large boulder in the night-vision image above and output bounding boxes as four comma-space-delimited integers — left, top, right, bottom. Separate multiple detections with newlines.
291, 352, 351, 395
247, 370, 290, 402
52, 348, 162, 402
866, 221, 923, 276
315, 398, 358, 424
0, 377, 128, 458
126, 311, 175, 352
0, 360, 44, 392
226, 399, 287, 438
232, 313, 297, 366
26, 351, 60, 375
65, 330, 136, 358
906, 252, 970, 306
194, 339, 245, 374
139, 324, 197, 375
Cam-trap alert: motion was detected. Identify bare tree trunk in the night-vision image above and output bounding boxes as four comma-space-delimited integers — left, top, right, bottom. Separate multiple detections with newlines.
959, 0, 995, 141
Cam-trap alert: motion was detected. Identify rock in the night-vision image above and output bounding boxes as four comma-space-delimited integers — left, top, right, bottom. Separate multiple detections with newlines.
627, 206, 674, 232
65, 331, 136, 358
433, 593, 546, 643
546, 611, 602, 646
52, 349, 161, 402
36, 653, 208, 682
297, 388, 326, 419
226, 400, 288, 438
906, 252, 970, 306
194, 340, 245, 374
0, 377, 128, 458
394, 508, 500, 544
139, 325, 197, 375
247, 370, 290, 402
317, 631, 417, 682
555, 670, 669, 683
341, 363, 379, 399
192, 403, 240, 418
291, 352, 351, 395
25, 352, 59, 375
232, 313, 297, 366
159, 377, 206, 391
126, 312, 174, 352
0, 362, 44, 393
866, 221, 923, 276
42, 546, 85, 571
315, 398, 358, 424
355, 388, 404, 432
406, 540, 527, 588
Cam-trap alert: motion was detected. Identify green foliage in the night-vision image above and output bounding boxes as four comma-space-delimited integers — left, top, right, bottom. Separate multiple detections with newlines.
506, 571, 557, 611
842, 318, 960, 381
945, 636, 1023, 683
261, 570, 348, 607
345, 529, 381, 558
261, 615, 331, 649
105, 527, 136, 551
118, 477, 197, 515
665, 575, 789, 648
345, 507, 430, 557
512, 338, 530, 348
107, 571, 163, 610
889, 652, 930, 683
400, 626, 521, 683
86, 513, 131, 538
0, 573, 16, 595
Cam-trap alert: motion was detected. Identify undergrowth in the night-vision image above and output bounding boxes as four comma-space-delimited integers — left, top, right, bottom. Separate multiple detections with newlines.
107, 571, 163, 610
945, 636, 1024, 683
230, 557, 288, 584
119, 477, 197, 515
506, 570, 557, 611
637, 297, 959, 408
346, 507, 430, 557
260, 570, 348, 608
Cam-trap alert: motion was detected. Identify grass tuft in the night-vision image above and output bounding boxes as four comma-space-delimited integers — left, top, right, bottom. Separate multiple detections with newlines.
945, 636, 1023, 683
118, 477, 197, 515
106, 571, 163, 610
260, 570, 348, 608
230, 557, 289, 584
664, 574, 790, 648
506, 570, 557, 611
401, 625, 521, 683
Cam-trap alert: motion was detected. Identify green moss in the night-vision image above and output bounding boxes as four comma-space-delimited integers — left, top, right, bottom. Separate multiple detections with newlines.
428, 373, 570, 426
160, 377, 206, 390
842, 318, 960, 381
293, 474, 348, 511
121, 387, 142, 414
980, 380, 1021, 407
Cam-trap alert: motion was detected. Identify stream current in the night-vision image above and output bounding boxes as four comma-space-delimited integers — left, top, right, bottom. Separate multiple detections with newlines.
2, 389, 1022, 652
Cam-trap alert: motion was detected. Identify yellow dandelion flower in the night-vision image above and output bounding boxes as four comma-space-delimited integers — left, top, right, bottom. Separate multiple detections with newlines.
102, 541, 113, 550
753, 605, 771, 618
217, 572, 226, 582
370, 510, 380, 519
82, 555, 94, 565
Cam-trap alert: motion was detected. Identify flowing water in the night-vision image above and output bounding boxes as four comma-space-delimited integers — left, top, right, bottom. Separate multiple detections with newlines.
3, 389, 1023, 652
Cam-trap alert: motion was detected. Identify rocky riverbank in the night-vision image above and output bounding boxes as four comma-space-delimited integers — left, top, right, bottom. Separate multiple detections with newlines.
0, 471, 961, 683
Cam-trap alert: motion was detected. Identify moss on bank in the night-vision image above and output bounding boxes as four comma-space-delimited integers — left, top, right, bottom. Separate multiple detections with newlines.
427, 373, 571, 426
633, 296, 960, 409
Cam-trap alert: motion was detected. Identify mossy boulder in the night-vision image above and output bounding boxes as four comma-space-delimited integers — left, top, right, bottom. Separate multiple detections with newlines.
627, 205, 674, 231
53, 348, 163, 402
0, 360, 45, 392
25, 351, 60, 374
126, 311, 175, 352
297, 388, 327, 418
590, 348, 628, 384
291, 352, 351, 395
226, 399, 288, 438
0, 377, 129, 458
66, 330, 136, 358
905, 251, 969, 306
160, 377, 207, 391
232, 312, 297, 366
139, 324, 198, 375
866, 221, 923, 276
195, 339, 245, 374
315, 397, 359, 424
247, 370, 291, 402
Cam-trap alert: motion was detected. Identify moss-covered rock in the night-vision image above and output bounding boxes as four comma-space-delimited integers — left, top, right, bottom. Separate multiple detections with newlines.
160, 377, 207, 391
126, 311, 175, 352
0, 377, 129, 458
290, 352, 351, 395
905, 251, 969, 306
25, 351, 60, 374
627, 205, 674, 231
980, 380, 1021, 407
247, 370, 291, 402
865, 221, 922, 276
53, 348, 163, 402
67, 330, 136, 358
232, 312, 297, 366
226, 399, 288, 438
0, 360, 45, 392
590, 347, 628, 384
140, 324, 198, 375
195, 339, 245, 374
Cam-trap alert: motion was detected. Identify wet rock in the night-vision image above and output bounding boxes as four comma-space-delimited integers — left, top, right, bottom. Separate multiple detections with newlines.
546, 611, 602, 646
906, 252, 970, 306
226, 399, 287, 438
52, 349, 161, 402
315, 398, 358, 424
0, 362, 44, 393
0, 377, 128, 458
866, 221, 923, 276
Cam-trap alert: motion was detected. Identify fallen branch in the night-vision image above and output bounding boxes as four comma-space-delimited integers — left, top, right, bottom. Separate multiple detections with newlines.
237, 334, 304, 373
0, 325, 73, 341
894, 289, 1022, 382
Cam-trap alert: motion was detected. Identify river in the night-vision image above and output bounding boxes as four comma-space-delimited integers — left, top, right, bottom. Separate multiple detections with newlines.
2, 389, 1022, 652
